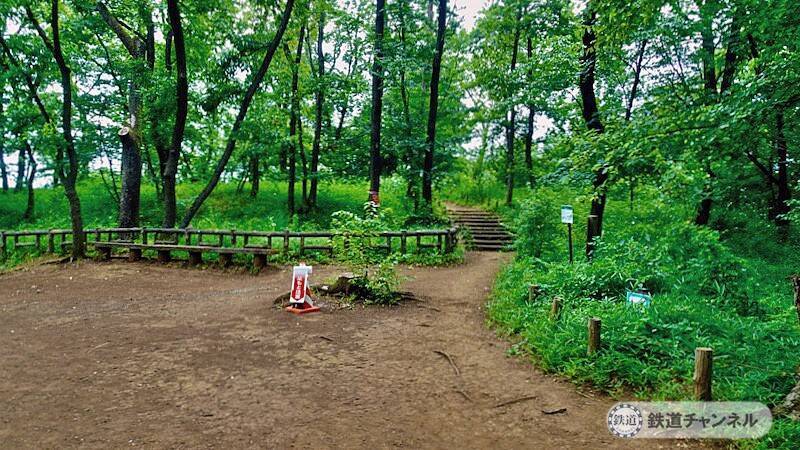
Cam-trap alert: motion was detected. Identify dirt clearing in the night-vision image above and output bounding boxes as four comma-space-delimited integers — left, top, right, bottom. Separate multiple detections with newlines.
0, 253, 691, 449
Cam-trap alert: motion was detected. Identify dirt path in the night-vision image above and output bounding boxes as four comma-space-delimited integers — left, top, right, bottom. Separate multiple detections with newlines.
0, 254, 686, 449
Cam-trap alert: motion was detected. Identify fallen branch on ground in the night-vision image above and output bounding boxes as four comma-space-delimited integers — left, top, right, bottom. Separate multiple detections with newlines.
494, 395, 537, 408
433, 350, 460, 376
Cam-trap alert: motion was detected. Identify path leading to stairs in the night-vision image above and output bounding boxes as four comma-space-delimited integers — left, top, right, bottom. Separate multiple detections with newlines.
446, 204, 514, 251
0, 254, 698, 448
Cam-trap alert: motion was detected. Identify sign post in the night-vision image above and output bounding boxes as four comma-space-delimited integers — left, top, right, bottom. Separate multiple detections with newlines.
626, 289, 652, 307
286, 263, 320, 314
561, 205, 574, 264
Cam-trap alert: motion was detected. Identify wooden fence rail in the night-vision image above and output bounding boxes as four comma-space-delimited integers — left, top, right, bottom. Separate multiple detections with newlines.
1, 226, 459, 259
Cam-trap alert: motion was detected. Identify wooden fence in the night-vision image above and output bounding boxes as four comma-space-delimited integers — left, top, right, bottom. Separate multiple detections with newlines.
0, 226, 459, 258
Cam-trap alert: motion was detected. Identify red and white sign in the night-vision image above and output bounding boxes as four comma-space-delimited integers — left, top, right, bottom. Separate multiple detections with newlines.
290, 263, 313, 304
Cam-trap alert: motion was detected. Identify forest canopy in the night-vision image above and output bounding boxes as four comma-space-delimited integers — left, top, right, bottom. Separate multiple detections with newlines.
0, 0, 798, 257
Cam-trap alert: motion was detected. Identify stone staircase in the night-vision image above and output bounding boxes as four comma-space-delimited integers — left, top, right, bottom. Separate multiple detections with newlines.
446, 205, 514, 252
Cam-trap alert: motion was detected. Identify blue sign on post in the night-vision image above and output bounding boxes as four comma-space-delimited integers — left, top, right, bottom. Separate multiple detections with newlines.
626, 290, 652, 307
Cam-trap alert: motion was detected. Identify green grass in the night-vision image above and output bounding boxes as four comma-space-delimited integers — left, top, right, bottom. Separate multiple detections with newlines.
0, 175, 446, 231
0, 176, 461, 269
444, 175, 800, 449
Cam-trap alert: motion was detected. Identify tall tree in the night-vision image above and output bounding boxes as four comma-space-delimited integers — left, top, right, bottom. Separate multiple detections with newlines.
523, 35, 534, 188
285, 23, 306, 217
307, 8, 325, 209
96, 1, 146, 228
22, 142, 36, 221
505, 5, 522, 206
27, 2, 86, 258
578, 8, 606, 259
421, 0, 447, 205
180, 0, 296, 227
162, 0, 188, 228
0, 100, 7, 192
368, 0, 386, 203
15, 145, 25, 192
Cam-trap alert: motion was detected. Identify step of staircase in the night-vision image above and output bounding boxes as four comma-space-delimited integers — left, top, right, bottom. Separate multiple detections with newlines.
446, 204, 514, 252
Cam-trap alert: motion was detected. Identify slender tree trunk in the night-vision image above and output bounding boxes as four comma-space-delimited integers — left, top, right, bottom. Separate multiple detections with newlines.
308, 11, 325, 209
625, 39, 647, 122
250, 155, 260, 198
97, 1, 145, 228
0, 102, 7, 192
0, 147, 6, 192
286, 24, 306, 217
300, 117, 308, 206
398, 1, 416, 205
773, 107, 791, 230
163, 0, 189, 228
27, 2, 86, 258
579, 8, 606, 258
422, 0, 447, 206
15, 146, 26, 192
118, 127, 141, 227
523, 37, 535, 188
505, 6, 522, 206
180, 0, 295, 227
369, 0, 386, 202
22, 142, 36, 221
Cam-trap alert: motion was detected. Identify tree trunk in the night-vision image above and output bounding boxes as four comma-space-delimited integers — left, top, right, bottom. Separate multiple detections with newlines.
0, 101, 7, 192
579, 8, 606, 258
180, 0, 295, 228
163, 0, 189, 228
422, 0, 447, 206
398, 1, 416, 205
118, 127, 141, 228
250, 155, 260, 198
368, 0, 386, 202
97, 1, 145, 229
15, 145, 26, 192
300, 116, 308, 206
286, 24, 306, 217
625, 40, 647, 122
523, 37, 535, 188
308, 11, 325, 209
506, 6, 522, 206
22, 142, 36, 221
27, 2, 86, 258
773, 107, 791, 230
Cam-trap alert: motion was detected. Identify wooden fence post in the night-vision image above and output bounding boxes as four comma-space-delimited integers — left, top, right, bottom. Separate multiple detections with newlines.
400, 231, 407, 254
550, 296, 562, 320
47, 230, 55, 253
0, 231, 5, 258
283, 230, 290, 253
693, 347, 713, 401
528, 284, 542, 302
587, 318, 601, 355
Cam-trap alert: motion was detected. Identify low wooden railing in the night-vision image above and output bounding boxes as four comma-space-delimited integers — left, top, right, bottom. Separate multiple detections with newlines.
0, 226, 459, 258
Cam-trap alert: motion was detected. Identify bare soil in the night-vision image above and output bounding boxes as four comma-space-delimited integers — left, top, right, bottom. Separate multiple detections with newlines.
0, 253, 694, 449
